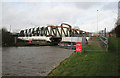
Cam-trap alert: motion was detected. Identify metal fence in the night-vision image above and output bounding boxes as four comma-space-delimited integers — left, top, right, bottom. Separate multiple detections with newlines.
82, 28, 108, 52
83, 36, 108, 52
60, 28, 109, 53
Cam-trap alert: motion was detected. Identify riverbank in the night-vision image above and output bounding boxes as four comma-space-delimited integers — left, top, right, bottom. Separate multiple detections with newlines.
2, 41, 56, 47
1, 28, 56, 47
47, 37, 120, 76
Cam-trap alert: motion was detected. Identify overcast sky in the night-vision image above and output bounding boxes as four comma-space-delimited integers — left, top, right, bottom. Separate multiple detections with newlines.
1, 0, 119, 33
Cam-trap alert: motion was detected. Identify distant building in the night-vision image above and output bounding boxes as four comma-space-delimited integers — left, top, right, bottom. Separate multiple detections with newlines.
92, 33, 99, 37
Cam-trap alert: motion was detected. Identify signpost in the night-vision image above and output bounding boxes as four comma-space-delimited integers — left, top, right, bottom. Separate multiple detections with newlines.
76, 42, 82, 52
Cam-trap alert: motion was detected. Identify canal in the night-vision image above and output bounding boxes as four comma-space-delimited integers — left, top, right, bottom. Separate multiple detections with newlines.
2, 46, 73, 76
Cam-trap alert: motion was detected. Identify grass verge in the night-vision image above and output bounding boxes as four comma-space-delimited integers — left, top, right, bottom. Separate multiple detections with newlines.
47, 37, 120, 76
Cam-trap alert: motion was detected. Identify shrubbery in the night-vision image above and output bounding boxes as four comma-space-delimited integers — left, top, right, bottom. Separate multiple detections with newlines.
115, 25, 120, 37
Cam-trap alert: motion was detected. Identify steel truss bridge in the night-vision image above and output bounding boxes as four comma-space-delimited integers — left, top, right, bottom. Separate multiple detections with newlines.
18, 23, 89, 43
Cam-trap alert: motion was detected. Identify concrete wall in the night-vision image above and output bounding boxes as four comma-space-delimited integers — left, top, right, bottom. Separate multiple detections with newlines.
62, 37, 82, 42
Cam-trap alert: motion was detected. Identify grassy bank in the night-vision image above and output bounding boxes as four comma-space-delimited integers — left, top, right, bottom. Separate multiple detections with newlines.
48, 37, 119, 76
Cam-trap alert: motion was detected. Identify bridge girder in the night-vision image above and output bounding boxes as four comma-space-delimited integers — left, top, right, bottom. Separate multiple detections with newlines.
19, 23, 89, 38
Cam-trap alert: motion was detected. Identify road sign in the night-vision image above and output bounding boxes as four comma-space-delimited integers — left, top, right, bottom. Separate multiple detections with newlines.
76, 42, 82, 52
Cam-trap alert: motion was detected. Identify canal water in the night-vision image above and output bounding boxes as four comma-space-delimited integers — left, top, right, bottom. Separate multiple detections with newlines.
2, 46, 73, 76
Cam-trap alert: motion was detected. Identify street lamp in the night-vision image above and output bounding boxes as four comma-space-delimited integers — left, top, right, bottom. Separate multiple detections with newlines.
97, 10, 98, 33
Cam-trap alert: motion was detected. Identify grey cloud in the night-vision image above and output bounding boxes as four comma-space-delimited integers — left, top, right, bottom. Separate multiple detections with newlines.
2, 2, 117, 33
73, 2, 104, 9
102, 2, 118, 10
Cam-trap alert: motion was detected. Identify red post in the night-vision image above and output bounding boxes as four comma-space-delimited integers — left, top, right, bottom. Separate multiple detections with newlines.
76, 42, 82, 52
29, 40, 31, 43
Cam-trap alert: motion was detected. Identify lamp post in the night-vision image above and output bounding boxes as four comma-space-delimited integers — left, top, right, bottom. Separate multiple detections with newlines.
97, 10, 99, 33
10, 25, 11, 32
97, 10, 98, 33
97, 10, 98, 32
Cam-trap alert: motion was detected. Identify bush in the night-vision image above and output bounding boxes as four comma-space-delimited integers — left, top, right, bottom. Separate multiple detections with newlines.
108, 37, 118, 52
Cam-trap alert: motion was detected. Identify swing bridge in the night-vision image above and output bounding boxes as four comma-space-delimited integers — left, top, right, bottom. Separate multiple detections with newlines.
18, 23, 89, 43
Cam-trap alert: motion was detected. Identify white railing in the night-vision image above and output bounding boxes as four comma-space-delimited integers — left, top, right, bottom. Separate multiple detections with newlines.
99, 36, 108, 51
